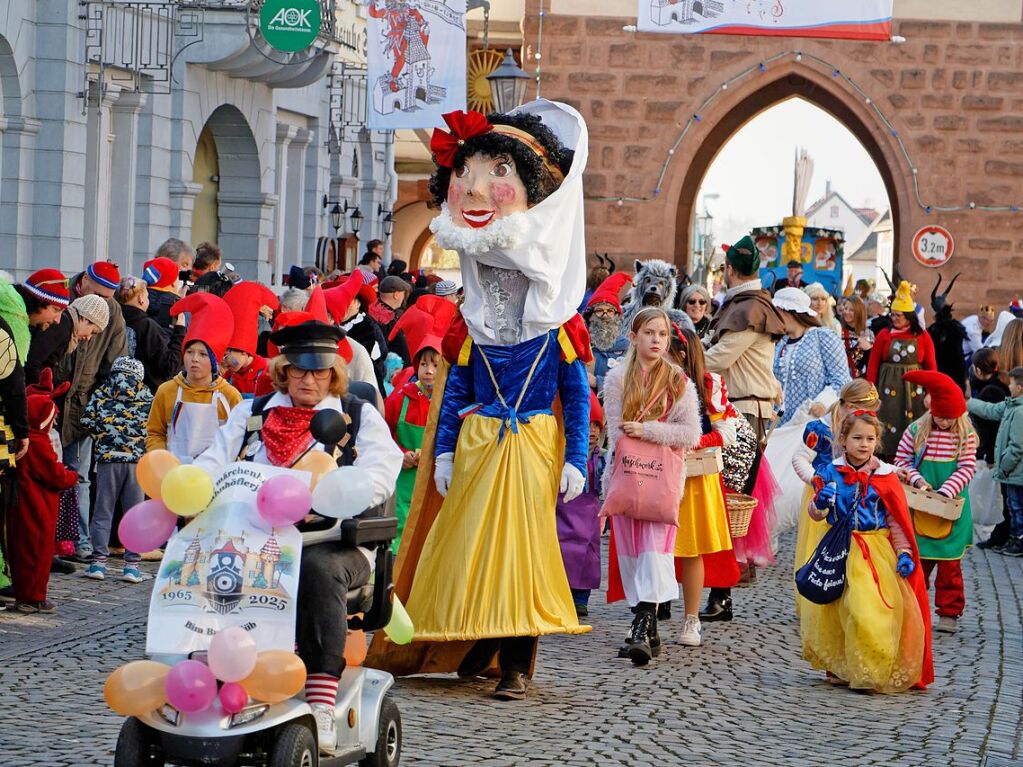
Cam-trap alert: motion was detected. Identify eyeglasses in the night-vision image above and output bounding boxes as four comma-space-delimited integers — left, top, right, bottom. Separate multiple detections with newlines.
591, 307, 617, 317
687, 299, 708, 306
287, 367, 331, 380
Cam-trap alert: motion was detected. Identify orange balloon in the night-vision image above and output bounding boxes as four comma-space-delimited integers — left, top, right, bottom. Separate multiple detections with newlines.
240, 650, 307, 704
137, 450, 181, 500
293, 451, 337, 490
104, 660, 170, 716
344, 628, 367, 668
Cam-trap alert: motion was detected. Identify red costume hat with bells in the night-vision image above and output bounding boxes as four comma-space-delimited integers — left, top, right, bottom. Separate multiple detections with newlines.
902, 370, 967, 419
389, 294, 458, 361
586, 272, 632, 314
223, 282, 279, 356
323, 271, 365, 324
170, 293, 235, 364
24, 269, 71, 308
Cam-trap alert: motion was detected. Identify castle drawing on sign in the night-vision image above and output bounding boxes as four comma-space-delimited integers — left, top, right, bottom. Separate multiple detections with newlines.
648, 0, 725, 26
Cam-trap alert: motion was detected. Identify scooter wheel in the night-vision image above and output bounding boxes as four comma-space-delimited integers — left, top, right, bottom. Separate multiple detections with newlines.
114, 718, 165, 767
270, 722, 317, 767
359, 695, 401, 767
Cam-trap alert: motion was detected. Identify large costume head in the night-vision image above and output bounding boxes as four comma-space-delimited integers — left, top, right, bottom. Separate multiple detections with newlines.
428, 101, 588, 346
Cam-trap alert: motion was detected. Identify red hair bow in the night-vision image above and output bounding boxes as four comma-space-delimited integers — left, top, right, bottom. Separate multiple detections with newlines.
851, 409, 877, 417
431, 110, 492, 168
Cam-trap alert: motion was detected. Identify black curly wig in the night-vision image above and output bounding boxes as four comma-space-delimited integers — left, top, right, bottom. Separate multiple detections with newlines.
428, 111, 574, 208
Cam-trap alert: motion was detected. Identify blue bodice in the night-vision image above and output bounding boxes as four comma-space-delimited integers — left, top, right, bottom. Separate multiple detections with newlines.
803, 420, 835, 475
815, 463, 890, 532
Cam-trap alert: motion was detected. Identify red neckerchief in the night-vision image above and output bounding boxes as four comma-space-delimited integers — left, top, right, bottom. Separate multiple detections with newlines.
261, 406, 316, 467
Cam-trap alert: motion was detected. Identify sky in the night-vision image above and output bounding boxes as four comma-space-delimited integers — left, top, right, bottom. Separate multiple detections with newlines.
696, 97, 890, 247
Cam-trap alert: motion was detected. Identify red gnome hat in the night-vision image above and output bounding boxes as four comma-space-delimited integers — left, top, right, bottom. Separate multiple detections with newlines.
390, 294, 458, 361
305, 286, 329, 324
589, 389, 604, 427
171, 293, 235, 365
224, 282, 279, 356
324, 271, 365, 324
902, 370, 967, 419
586, 272, 632, 314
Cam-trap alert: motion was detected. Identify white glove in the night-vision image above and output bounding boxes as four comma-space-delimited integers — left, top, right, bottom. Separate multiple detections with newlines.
560, 463, 585, 503
434, 452, 455, 497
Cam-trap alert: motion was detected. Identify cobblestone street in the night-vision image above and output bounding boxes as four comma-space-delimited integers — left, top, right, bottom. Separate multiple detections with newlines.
2, 534, 1020, 766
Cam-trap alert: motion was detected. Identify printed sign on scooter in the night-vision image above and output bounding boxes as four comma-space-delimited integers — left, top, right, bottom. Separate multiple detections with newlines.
146, 463, 305, 656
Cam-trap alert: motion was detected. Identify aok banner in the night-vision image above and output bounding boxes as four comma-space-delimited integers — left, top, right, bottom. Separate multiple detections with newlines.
367, 0, 467, 130
637, 1, 894, 42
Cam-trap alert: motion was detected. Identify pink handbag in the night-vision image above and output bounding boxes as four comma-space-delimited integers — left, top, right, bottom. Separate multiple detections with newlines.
601, 389, 686, 526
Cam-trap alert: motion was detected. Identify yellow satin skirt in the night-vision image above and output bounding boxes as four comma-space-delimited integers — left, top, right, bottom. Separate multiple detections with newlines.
403, 413, 589, 641
794, 485, 827, 619
800, 528, 925, 693
673, 473, 732, 558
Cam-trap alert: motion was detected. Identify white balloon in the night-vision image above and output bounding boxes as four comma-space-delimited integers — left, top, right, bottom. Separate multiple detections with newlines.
311, 466, 377, 519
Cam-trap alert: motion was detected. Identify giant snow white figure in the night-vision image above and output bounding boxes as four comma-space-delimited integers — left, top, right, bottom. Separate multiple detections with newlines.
368, 102, 592, 700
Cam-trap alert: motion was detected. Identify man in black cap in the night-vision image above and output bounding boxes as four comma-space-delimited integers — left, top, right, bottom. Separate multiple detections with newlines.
771, 259, 806, 294
195, 320, 401, 756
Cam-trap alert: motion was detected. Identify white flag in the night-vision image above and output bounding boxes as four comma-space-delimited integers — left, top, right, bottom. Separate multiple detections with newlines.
367, 0, 467, 130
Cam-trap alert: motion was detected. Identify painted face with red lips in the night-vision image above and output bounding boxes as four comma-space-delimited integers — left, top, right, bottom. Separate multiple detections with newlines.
448, 153, 529, 228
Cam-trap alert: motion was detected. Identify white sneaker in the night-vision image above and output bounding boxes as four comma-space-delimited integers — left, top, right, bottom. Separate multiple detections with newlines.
678, 615, 702, 647
311, 703, 337, 755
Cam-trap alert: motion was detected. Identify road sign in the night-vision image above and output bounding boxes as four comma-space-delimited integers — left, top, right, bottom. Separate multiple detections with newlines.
911, 225, 955, 268
260, 0, 321, 52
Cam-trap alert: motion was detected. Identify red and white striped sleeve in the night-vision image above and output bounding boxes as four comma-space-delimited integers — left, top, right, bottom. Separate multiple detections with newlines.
938, 432, 978, 498
894, 426, 925, 488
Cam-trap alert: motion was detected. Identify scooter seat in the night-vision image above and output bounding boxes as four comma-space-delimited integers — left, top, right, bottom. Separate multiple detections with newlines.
346, 583, 374, 615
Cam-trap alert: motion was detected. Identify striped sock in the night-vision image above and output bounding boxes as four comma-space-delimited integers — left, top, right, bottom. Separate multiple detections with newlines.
305, 673, 340, 707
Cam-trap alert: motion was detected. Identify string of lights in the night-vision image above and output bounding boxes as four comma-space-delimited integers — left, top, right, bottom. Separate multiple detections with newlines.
588, 47, 1017, 214
533, 0, 545, 100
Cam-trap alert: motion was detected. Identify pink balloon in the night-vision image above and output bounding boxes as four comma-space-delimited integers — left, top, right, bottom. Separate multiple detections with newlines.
208, 626, 258, 683
165, 660, 217, 714
256, 475, 312, 527
219, 682, 249, 715
118, 500, 178, 553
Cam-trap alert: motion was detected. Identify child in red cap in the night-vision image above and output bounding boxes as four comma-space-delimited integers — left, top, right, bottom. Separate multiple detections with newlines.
894, 370, 977, 634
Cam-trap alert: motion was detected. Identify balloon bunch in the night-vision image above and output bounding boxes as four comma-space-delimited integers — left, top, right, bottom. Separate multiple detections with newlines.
104, 626, 307, 717
118, 451, 215, 553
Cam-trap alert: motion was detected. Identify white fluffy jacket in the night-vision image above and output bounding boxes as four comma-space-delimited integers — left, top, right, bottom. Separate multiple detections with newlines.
601, 363, 703, 496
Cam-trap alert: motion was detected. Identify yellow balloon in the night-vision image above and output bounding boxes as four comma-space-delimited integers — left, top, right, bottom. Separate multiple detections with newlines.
383, 595, 414, 645
137, 450, 181, 500
104, 660, 170, 716
240, 650, 307, 704
161, 465, 214, 517
292, 451, 337, 490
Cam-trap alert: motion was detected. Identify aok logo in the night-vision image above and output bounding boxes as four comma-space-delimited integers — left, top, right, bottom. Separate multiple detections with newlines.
268, 7, 312, 30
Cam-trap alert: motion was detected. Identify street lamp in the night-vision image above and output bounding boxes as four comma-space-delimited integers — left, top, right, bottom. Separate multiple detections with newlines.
486, 48, 530, 113
377, 203, 394, 238
349, 207, 363, 239
322, 195, 349, 235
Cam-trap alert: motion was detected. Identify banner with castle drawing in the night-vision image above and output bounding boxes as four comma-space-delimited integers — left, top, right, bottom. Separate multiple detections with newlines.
366, 0, 467, 130
146, 463, 306, 656
637, 1, 893, 42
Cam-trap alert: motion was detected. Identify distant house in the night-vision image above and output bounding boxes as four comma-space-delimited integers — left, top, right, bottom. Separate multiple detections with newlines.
844, 209, 894, 295
805, 181, 879, 248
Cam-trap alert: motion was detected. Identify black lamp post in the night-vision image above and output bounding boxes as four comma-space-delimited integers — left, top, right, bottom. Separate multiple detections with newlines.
486, 48, 530, 113
322, 195, 349, 236
378, 203, 394, 238
350, 207, 363, 240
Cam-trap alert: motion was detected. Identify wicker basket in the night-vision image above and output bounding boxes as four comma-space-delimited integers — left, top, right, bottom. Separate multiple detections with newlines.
726, 494, 758, 538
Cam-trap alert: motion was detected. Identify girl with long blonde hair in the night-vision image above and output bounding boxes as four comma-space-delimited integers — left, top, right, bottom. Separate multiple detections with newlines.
602, 307, 701, 666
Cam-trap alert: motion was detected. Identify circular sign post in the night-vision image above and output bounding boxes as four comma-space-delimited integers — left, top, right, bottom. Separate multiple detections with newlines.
911, 225, 955, 268
260, 0, 322, 53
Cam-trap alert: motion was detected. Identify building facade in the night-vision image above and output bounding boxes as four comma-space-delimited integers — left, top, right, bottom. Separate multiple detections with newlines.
0, 0, 393, 284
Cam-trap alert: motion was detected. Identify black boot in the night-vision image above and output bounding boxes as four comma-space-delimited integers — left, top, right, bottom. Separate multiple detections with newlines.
700, 588, 733, 622
626, 604, 656, 666
51, 556, 77, 575
656, 601, 672, 621
457, 638, 500, 679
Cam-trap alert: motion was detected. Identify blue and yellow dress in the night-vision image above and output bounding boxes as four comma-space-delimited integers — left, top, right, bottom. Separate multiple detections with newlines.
402, 327, 592, 640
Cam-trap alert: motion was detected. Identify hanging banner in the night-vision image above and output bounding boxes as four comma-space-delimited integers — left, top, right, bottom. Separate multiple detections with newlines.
146, 463, 306, 656
366, 0, 468, 130
637, 1, 894, 42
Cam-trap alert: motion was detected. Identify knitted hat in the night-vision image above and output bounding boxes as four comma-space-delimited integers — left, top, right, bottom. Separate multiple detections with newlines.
324, 271, 366, 324
224, 282, 279, 356
890, 280, 916, 313
23, 269, 71, 307
389, 294, 458, 361
70, 294, 110, 331
589, 390, 604, 427
1010, 297, 1023, 318
902, 370, 966, 419
586, 272, 632, 314
170, 293, 234, 364
358, 275, 378, 308
725, 235, 760, 276
142, 257, 180, 289
433, 279, 458, 297
112, 355, 145, 380
87, 261, 121, 291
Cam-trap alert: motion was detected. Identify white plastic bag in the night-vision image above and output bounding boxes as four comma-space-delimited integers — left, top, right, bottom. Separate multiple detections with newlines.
969, 463, 1004, 526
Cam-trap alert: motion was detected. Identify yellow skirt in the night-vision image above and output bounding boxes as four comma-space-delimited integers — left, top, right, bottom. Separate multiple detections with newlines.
794, 485, 827, 619
403, 413, 589, 641
674, 473, 732, 558
800, 528, 926, 693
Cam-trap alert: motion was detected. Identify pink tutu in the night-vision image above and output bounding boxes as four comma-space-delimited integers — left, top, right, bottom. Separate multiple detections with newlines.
731, 454, 780, 567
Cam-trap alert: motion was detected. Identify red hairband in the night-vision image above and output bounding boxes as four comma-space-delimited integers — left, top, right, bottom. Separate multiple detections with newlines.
851, 409, 878, 417
671, 322, 688, 345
